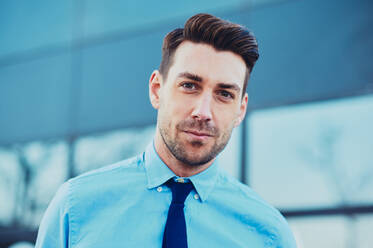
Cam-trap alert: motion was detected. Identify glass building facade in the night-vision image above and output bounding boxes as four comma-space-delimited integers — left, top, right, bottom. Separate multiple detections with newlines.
1, 0, 372, 247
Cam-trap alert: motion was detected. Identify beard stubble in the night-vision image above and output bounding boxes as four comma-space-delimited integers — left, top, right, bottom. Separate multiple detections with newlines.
159, 117, 232, 167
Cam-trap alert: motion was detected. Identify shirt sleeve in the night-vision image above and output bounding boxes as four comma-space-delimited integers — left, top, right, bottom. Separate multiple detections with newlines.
276, 213, 298, 248
35, 181, 71, 248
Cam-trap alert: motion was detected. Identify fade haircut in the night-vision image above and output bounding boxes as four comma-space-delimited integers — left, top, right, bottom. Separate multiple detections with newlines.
159, 13, 259, 97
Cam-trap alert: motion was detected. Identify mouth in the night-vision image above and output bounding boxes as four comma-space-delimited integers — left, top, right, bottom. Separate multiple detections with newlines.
183, 130, 213, 140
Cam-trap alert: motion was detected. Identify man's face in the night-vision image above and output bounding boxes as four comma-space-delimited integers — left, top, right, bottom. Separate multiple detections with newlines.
151, 41, 248, 166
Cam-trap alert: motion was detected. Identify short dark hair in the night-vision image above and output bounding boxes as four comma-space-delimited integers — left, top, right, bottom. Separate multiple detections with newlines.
159, 13, 259, 96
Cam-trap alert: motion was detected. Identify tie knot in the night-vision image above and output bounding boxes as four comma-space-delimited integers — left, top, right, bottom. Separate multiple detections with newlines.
166, 179, 194, 204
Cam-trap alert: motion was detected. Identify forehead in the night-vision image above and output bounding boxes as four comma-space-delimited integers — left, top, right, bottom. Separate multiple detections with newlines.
168, 41, 247, 88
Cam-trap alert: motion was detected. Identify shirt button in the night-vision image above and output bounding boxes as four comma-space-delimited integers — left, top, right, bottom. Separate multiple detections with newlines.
194, 194, 199, 200
157, 186, 163, 192
176, 178, 185, 183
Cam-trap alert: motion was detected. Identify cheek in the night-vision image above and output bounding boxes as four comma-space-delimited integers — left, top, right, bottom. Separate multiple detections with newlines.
215, 108, 239, 128
159, 100, 184, 128
170, 96, 192, 118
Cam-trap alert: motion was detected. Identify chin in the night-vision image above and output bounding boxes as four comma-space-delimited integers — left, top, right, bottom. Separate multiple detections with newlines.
183, 148, 214, 165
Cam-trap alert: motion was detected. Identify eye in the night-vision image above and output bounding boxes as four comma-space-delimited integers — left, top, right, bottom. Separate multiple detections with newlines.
218, 90, 234, 100
181, 82, 197, 90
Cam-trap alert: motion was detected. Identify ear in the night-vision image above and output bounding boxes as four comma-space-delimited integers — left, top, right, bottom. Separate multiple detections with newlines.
149, 70, 163, 109
234, 92, 248, 127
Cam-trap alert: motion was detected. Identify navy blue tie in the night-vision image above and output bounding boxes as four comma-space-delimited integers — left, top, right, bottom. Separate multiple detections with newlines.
162, 179, 194, 248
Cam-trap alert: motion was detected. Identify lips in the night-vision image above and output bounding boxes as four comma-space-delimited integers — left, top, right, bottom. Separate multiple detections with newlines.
183, 130, 213, 137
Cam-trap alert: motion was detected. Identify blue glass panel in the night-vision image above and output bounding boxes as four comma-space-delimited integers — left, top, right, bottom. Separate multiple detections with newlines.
249, 95, 373, 208
243, 0, 373, 108
289, 216, 353, 247
83, 0, 245, 37
0, 54, 72, 145
0, 141, 68, 228
74, 125, 155, 175
218, 127, 242, 179
289, 215, 373, 247
77, 30, 163, 133
0, 0, 74, 56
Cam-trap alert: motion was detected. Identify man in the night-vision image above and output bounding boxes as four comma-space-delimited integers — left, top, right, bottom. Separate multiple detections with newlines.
36, 13, 296, 247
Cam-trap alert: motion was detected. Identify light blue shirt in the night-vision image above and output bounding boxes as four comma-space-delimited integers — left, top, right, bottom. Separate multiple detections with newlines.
36, 142, 296, 247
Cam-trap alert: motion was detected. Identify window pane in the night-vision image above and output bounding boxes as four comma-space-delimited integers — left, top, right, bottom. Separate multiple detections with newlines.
288, 215, 372, 248
0, 140, 68, 228
249, 95, 373, 208
288, 215, 373, 248
0, 53, 72, 145
74, 125, 155, 175
355, 215, 373, 248
218, 126, 242, 179
0, 0, 73, 56
83, 0, 245, 37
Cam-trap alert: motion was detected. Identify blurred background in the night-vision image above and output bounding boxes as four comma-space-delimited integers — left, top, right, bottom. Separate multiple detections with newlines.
0, 0, 372, 247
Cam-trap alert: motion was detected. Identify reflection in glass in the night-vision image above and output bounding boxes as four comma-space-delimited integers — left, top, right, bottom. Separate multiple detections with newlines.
249, 95, 373, 208
74, 125, 155, 175
0, 141, 68, 228
289, 214, 373, 248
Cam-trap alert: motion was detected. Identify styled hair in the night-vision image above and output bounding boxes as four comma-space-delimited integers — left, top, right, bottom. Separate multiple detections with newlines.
159, 13, 259, 96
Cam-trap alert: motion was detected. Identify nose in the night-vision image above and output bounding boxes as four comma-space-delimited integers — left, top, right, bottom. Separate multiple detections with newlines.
191, 92, 213, 122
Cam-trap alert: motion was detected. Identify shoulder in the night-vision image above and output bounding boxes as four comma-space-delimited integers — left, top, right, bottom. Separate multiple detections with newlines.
36, 154, 147, 246
70, 153, 144, 187
216, 171, 297, 247
216, 170, 277, 212
63, 153, 146, 202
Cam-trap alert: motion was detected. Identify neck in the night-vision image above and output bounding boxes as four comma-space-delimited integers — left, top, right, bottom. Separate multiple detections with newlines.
154, 129, 214, 177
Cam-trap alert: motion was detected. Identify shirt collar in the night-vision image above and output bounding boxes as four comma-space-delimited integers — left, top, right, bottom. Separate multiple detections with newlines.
144, 142, 175, 189
188, 158, 219, 202
144, 141, 219, 202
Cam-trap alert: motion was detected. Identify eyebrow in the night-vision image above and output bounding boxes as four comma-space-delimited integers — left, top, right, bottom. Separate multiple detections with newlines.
217, 83, 241, 92
177, 72, 203, 82
177, 71, 241, 92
